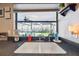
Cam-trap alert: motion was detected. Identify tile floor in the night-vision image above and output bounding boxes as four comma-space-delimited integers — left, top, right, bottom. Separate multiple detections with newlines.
0, 40, 79, 56
14, 42, 66, 54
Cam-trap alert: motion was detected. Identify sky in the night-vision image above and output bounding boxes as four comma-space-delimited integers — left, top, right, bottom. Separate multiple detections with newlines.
17, 12, 56, 21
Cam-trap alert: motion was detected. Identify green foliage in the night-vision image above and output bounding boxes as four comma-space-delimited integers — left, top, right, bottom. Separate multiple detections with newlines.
59, 3, 65, 8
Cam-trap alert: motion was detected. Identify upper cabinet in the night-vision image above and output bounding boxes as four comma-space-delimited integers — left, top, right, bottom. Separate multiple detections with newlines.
5, 7, 11, 19
5, 6, 11, 12
0, 4, 14, 19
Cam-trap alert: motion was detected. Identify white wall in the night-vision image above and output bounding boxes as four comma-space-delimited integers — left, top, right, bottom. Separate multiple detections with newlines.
59, 8, 79, 43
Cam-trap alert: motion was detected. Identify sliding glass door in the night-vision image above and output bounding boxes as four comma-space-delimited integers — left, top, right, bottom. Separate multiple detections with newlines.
15, 11, 58, 41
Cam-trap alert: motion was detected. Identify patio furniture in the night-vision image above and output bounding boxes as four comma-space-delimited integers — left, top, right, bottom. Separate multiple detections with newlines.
53, 33, 61, 43
14, 35, 19, 42
48, 33, 54, 42
13, 30, 19, 42
27, 35, 32, 42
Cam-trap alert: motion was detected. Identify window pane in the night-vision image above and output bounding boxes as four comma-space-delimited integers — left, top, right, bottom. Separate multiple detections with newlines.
17, 22, 56, 37
17, 12, 56, 21
17, 23, 31, 32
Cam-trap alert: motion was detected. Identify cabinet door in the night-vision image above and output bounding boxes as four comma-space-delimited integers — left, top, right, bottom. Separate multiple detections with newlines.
5, 12, 11, 19
5, 7, 11, 12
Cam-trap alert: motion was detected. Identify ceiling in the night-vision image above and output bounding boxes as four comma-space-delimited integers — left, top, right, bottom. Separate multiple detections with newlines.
14, 4, 59, 10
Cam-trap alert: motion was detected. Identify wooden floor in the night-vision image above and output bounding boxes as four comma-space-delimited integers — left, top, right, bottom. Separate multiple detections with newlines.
0, 40, 79, 56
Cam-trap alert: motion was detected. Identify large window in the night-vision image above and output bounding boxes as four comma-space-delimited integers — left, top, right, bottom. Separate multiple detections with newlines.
15, 11, 58, 37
